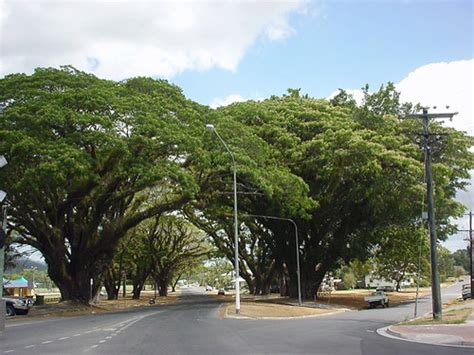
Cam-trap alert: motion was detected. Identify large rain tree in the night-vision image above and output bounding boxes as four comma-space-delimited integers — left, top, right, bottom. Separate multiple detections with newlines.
217, 85, 473, 298
0, 67, 206, 302
183, 113, 314, 295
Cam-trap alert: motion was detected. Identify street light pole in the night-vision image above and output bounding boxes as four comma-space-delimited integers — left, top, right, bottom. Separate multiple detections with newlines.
246, 214, 302, 305
206, 124, 240, 314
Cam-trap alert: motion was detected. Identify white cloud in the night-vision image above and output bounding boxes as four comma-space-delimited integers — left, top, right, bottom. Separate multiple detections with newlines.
210, 94, 247, 109
328, 59, 474, 137
397, 60, 474, 227
327, 59, 474, 251
397, 59, 474, 137
0, 0, 306, 80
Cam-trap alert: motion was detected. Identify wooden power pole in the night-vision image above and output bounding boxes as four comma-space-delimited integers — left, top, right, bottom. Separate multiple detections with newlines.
401, 108, 457, 320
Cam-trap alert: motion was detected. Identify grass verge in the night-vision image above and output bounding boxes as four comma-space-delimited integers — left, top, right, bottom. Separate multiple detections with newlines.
399, 307, 472, 326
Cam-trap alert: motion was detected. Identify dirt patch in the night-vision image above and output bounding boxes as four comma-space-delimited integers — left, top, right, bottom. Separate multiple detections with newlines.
20, 292, 180, 319
97, 292, 178, 311
316, 289, 431, 310
222, 301, 337, 319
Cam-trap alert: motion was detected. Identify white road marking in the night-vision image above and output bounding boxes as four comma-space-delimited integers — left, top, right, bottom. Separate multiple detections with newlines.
42, 340, 53, 344
73, 333, 81, 337
23, 345, 35, 349
4, 350, 15, 353
106, 336, 112, 339
59, 336, 70, 340
366, 330, 374, 333
90, 345, 98, 349
99, 340, 106, 343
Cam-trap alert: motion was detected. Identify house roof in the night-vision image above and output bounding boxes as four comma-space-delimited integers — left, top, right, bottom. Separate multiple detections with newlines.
3, 277, 32, 289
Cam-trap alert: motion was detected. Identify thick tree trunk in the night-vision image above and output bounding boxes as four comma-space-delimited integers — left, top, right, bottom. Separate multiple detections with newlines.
103, 270, 120, 300
171, 274, 182, 293
260, 284, 271, 295
104, 279, 119, 300
53, 272, 103, 303
132, 282, 143, 299
157, 278, 169, 296
395, 276, 403, 292
44, 246, 111, 304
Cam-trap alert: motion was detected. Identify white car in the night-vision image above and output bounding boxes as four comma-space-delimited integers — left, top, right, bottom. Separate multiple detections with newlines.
205, 285, 213, 291
462, 284, 471, 300
3, 296, 34, 316
364, 291, 389, 309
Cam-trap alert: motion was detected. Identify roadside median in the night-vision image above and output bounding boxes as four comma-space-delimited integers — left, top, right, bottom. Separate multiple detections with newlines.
378, 299, 474, 348
218, 295, 349, 320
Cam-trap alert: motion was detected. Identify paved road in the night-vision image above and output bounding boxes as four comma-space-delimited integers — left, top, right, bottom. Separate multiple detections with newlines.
0, 283, 471, 355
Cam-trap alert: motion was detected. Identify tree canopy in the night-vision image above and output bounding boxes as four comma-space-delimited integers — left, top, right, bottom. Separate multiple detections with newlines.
0, 68, 472, 302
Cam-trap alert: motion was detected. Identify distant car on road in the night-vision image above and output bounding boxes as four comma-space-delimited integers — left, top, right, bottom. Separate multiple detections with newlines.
205, 285, 213, 292
217, 288, 225, 296
462, 284, 471, 300
3, 296, 34, 316
364, 291, 389, 309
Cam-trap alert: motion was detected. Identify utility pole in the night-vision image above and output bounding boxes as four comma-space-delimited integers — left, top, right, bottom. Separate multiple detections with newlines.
470, 211, 473, 299
423, 108, 442, 320
459, 211, 473, 299
471, 211, 473, 299
0, 155, 8, 332
401, 108, 457, 320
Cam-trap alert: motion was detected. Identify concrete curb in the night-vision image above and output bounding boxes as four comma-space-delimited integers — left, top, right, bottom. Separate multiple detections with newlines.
377, 326, 474, 349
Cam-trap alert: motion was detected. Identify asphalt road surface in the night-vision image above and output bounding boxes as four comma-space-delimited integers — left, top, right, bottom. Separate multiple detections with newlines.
1, 282, 471, 355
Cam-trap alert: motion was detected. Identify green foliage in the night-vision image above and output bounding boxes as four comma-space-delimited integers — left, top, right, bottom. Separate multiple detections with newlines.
201, 258, 234, 288
1, 67, 472, 302
438, 245, 456, 282
374, 225, 429, 289
216, 82, 472, 297
0, 67, 207, 301
452, 248, 470, 272
453, 266, 466, 278
348, 259, 373, 283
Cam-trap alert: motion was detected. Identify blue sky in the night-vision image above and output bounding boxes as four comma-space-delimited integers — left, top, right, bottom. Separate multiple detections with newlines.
172, 0, 473, 105
0, 0, 473, 251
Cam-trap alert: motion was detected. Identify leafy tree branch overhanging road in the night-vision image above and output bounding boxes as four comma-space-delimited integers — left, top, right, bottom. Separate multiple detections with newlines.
0, 67, 472, 303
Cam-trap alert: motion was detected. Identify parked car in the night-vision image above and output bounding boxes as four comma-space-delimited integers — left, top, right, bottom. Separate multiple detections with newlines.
270, 285, 280, 293
217, 288, 225, 296
205, 285, 213, 292
3, 296, 34, 316
364, 291, 389, 309
462, 284, 471, 300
